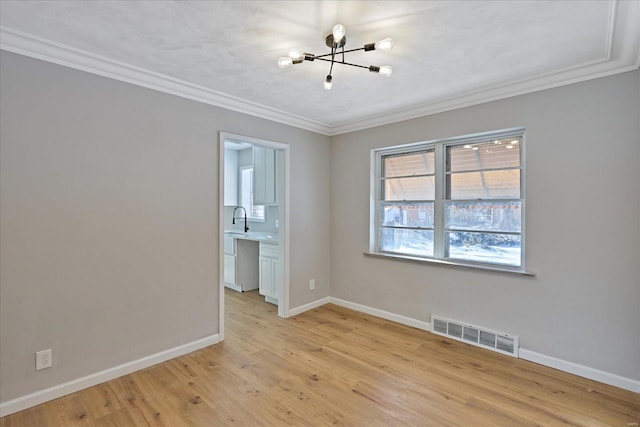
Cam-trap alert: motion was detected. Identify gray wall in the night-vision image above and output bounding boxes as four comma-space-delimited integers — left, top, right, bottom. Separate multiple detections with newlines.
330, 70, 640, 381
0, 51, 331, 402
1, 48, 637, 405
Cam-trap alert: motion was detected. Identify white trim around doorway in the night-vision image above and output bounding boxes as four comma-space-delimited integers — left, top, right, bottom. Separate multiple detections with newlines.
218, 132, 291, 341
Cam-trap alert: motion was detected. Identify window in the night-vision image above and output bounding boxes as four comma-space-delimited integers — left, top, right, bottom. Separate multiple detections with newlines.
373, 129, 525, 270
240, 166, 265, 221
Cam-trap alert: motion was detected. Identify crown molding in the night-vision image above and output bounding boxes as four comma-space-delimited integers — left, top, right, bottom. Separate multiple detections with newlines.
2, 0, 639, 138
328, 0, 640, 136
0, 26, 332, 136
328, 57, 638, 136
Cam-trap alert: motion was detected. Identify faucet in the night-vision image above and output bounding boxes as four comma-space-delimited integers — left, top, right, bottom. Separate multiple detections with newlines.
232, 206, 250, 233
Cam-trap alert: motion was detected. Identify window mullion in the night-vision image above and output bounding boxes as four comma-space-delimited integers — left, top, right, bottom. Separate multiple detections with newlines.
434, 143, 445, 259
372, 150, 382, 252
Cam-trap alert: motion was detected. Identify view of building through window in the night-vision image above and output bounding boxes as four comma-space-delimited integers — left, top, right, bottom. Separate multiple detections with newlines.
376, 130, 524, 268
240, 167, 265, 221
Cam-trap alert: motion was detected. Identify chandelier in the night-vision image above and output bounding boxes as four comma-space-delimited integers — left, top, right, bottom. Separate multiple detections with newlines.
278, 24, 394, 90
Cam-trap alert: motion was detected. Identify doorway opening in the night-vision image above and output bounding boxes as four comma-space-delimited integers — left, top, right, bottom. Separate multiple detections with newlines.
218, 132, 289, 341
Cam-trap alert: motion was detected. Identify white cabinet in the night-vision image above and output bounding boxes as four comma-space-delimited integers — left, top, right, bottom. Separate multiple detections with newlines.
224, 236, 238, 290
259, 243, 280, 302
224, 236, 259, 292
224, 253, 236, 286
224, 149, 238, 206
253, 146, 276, 205
273, 258, 281, 299
260, 257, 275, 298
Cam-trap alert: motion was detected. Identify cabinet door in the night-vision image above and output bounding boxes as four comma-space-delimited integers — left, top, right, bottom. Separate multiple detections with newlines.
259, 256, 275, 297
272, 258, 281, 299
223, 236, 235, 255
253, 147, 276, 205
253, 146, 267, 205
224, 253, 236, 285
264, 148, 276, 203
224, 149, 238, 206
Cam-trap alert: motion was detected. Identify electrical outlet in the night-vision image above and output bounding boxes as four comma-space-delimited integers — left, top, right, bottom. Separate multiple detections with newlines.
36, 349, 52, 371
309, 279, 315, 290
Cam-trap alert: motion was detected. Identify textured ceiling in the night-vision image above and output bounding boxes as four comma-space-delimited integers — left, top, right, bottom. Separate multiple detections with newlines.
1, 1, 639, 135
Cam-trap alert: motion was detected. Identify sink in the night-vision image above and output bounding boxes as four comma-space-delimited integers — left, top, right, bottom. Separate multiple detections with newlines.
224, 231, 278, 244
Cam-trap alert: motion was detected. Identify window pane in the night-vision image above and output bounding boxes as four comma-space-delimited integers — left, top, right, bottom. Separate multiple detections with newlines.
380, 228, 434, 257
446, 232, 521, 266
384, 176, 435, 201
252, 205, 265, 218
383, 151, 435, 177
448, 169, 520, 200
240, 168, 264, 220
447, 139, 520, 172
445, 201, 521, 232
380, 202, 434, 228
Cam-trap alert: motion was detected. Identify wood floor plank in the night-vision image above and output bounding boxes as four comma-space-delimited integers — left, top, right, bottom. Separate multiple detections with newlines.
1, 289, 638, 426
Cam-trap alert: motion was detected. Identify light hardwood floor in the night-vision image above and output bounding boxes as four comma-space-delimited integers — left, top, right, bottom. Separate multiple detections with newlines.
2, 289, 639, 426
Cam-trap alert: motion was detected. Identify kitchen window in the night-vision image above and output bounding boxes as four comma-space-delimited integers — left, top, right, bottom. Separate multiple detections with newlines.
371, 128, 525, 271
240, 166, 265, 221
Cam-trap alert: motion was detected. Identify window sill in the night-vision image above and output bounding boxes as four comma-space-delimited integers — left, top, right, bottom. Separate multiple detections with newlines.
363, 251, 536, 277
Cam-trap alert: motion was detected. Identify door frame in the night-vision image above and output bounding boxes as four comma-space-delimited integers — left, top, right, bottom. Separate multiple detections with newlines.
218, 131, 290, 341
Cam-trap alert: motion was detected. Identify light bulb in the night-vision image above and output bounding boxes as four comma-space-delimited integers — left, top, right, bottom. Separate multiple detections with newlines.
289, 50, 302, 59
332, 24, 346, 44
324, 75, 333, 90
375, 38, 394, 51
378, 65, 392, 77
278, 57, 293, 69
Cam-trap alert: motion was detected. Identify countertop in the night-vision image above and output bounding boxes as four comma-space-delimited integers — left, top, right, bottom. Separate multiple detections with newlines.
224, 230, 278, 245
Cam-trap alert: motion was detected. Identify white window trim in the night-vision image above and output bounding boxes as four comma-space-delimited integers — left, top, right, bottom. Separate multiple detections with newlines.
368, 127, 533, 275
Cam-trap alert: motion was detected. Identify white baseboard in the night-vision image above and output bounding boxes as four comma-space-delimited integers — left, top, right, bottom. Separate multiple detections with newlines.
3, 305, 637, 419
326, 297, 639, 393
0, 334, 220, 417
328, 297, 431, 331
287, 297, 330, 317
519, 349, 640, 393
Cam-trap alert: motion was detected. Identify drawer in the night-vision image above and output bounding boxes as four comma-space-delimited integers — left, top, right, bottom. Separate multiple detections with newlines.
260, 243, 279, 259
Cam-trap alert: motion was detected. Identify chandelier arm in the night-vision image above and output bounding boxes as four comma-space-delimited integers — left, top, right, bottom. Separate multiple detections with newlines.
314, 46, 366, 59
342, 46, 366, 54
313, 58, 372, 70
329, 46, 336, 76
313, 58, 335, 63
337, 61, 371, 70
